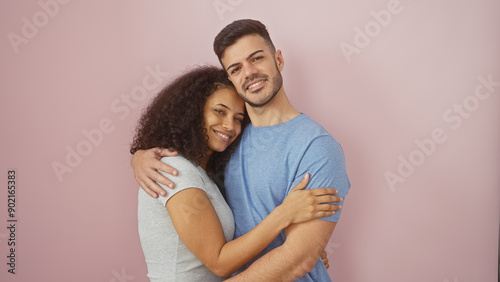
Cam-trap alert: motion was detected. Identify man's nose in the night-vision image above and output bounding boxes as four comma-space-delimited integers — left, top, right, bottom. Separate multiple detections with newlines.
243, 62, 258, 79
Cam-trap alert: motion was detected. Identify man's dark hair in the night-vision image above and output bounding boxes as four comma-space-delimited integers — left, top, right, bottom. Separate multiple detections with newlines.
213, 19, 276, 67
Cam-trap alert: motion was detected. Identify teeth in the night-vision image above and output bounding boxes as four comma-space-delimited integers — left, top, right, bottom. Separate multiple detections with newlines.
215, 131, 230, 140
248, 80, 264, 89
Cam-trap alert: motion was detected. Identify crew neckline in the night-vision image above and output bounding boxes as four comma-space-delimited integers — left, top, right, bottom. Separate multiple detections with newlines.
249, 113, 306, 129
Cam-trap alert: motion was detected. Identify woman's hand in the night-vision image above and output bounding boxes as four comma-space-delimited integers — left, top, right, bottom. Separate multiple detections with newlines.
279, 173, 343, 225
131, 147, 179, 197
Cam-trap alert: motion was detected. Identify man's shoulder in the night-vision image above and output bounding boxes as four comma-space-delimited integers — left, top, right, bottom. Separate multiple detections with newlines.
294, 114, 331, 134
292, 114, 339, 145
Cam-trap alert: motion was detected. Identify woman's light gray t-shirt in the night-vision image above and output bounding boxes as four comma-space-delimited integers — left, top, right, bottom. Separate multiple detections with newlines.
138, 156, 235, 282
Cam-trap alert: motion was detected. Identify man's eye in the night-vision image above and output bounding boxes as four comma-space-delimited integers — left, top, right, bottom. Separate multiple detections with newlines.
253, 56, 263, 62
231, 67, 240, 74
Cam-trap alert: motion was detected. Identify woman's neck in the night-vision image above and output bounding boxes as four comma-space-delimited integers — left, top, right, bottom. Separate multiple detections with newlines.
200, 151, 213, 170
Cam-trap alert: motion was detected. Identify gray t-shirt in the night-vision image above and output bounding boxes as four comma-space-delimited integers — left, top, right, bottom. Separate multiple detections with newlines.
138, 156, 235, 282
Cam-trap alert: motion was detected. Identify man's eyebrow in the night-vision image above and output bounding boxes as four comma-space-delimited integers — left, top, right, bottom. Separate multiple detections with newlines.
226, 50, 264, 72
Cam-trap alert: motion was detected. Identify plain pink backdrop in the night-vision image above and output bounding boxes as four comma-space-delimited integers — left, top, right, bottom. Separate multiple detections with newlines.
0, 1, 499, 281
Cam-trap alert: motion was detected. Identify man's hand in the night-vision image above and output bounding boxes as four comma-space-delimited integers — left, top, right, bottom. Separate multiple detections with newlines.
131, 147, 178, 198
320, 250, 329, 269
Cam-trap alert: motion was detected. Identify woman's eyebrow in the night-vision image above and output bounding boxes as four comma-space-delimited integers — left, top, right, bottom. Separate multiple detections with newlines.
216, 103, 230, 109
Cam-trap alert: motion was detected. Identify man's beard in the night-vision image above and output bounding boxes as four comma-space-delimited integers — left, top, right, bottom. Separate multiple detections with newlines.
240, 64, 283, 108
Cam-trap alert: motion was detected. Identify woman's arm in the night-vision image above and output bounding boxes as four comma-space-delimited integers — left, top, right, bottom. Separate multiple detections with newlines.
166, 174, 342, 278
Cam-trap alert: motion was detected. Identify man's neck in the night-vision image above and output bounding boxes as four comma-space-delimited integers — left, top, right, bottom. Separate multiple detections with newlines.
246, 89, 300, 127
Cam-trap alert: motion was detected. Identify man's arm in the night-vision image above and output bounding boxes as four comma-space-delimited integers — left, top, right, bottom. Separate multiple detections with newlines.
227, 219, 336, 281
166, 175, 339, 278
227, 131, 348, 281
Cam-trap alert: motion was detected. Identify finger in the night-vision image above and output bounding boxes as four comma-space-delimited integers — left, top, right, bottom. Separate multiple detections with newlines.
310, 187, 338, 196
139, 181, 159, 198
291, 173, 310, 191
315, 210, 337, 218
315, 195, 343, 204
153, 168, 176, 189
156, 147, 178, 157
326, 205, 342, 214
144, 178, 168, 197
315, 203, 342, 212
320, 251, 327, 259
156, 161, 178, 177
331, 204, 342, 211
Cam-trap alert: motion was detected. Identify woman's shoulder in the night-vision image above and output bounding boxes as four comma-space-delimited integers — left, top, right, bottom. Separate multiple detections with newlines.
160, 155, 200, 173
157, 155, 207, 202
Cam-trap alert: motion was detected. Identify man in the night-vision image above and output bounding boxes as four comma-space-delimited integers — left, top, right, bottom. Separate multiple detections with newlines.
133, 19, 350, 281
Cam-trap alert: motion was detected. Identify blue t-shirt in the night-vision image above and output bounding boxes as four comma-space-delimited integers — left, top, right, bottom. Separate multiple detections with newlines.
225, 114, 350, 281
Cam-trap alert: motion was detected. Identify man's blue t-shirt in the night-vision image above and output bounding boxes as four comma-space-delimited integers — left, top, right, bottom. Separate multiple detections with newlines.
225, 114, 350, 281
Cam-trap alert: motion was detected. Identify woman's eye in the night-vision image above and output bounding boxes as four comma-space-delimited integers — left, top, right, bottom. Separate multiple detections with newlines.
214, 109, 223, 114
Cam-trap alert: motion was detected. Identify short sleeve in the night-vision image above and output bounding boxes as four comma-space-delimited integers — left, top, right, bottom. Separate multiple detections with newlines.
156, 156, 206, 207
290, 135, 350, 222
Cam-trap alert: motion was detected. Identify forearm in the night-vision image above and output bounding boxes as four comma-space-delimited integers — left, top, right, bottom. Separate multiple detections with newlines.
214, 205, 290, 276
227, 220, 335, 281
226, 241, 312, 281
169, 188, 297, 278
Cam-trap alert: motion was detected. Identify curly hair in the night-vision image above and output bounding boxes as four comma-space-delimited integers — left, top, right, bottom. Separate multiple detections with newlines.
130, 66, 248, 188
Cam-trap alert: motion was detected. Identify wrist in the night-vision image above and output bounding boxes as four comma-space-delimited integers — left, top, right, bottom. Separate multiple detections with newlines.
273, 204, 292, 230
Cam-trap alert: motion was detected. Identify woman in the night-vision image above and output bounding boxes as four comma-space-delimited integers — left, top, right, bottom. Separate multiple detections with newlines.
130, 66, 338, 281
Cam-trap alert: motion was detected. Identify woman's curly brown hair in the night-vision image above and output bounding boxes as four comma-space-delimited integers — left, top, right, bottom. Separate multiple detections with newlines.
130, 66, 248, 190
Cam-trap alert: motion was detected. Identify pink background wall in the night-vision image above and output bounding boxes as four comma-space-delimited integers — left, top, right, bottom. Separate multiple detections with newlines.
1, 1, 499, 281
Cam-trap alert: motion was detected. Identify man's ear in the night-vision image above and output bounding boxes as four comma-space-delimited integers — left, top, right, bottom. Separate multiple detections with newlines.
275, 49, 284, 71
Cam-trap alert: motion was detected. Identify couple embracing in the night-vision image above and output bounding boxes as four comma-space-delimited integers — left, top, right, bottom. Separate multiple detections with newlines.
131, 19, 350, 281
